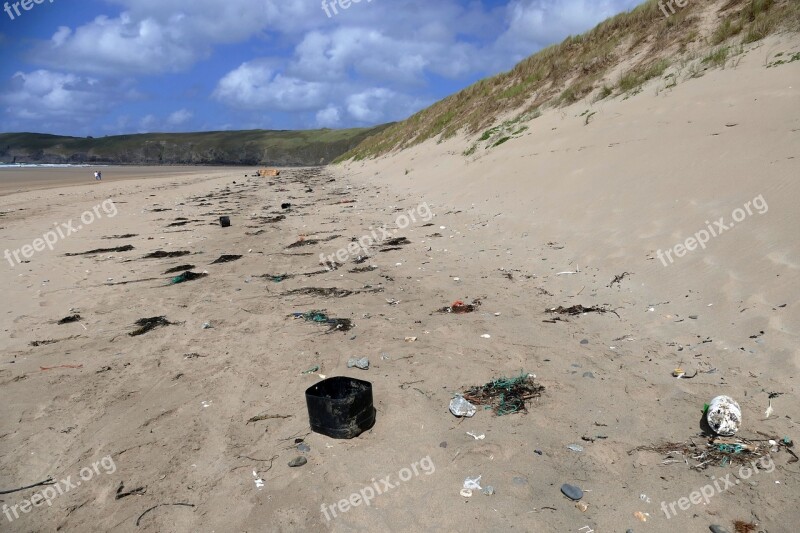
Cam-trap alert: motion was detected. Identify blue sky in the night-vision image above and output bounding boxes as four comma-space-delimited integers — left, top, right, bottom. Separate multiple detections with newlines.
0, 0, 641, 136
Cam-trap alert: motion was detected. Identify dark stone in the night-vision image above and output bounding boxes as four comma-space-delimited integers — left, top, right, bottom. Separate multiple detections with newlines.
561, 483, 583, 501
288, 456, 307, 468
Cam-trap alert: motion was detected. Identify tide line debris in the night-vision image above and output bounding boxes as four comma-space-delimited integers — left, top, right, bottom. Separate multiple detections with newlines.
462, 373, 544, 415
438, 299, 481, 314
65, 245, 134, 256
129, 316, 176, 337
629, 434, 797, 469
169, 271, 208, 285
211, 254, 243, 264
57, 314, 82, 325
287, 235, 339, 249
282, 287, 354, 298
145, 250, 191, 259
290, 310, 354, 333
164, 264, 196, 274
545, 304, 619, 320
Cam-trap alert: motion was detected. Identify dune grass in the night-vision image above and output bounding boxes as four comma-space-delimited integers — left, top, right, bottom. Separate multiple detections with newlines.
337, 0, 800, 162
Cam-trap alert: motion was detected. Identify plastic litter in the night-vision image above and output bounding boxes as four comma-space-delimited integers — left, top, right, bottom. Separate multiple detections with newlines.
706, 395, 741, 436
482, 486, 495, 496
347, 357, 370, 370
449, 396, 477, 418
463, 475, 482, 490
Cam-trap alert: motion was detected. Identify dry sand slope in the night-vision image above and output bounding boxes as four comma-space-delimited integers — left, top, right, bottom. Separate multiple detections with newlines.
0, 41, 799, 533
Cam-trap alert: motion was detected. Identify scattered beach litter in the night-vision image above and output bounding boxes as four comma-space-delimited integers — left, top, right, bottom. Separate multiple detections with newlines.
706, 395, 741, 436
544, 304, 620, 322
461, 373, 544, 415
437, 299, 481, 314
347, 357, 370, 370
169, 271, 208, 285
449, 396, 477, 418
291, 310, 354, 333
129, 316, 176, 337
629, 433, 797, 469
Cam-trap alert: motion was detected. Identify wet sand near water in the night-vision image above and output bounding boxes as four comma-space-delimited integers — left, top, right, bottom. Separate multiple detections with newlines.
0, 166, 247, 196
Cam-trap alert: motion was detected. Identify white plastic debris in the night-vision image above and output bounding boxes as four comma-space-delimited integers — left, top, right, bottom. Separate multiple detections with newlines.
463, 475, 482, 490
707, 395, 742, 436
466, 431, 485, 440
347, 357, 370, 370
449, 396, 477, 418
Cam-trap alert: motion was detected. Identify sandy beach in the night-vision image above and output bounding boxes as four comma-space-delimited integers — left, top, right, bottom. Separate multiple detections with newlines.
1, 34, 799, 533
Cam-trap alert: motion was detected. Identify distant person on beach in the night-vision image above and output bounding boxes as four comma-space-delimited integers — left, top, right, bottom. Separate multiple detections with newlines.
94, 171, 100, 181
98, 171, 102, 180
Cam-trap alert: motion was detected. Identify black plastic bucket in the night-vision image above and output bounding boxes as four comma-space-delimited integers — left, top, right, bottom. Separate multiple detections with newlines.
306, 377, 376, 439
219, 216, 231, 227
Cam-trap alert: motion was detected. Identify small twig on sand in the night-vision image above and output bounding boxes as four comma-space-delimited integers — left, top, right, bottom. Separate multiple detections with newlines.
136, 503, 195, 527
0, 478, 55, 495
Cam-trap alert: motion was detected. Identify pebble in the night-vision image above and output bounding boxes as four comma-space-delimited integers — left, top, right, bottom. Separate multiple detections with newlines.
512, 476, 528, 486
626, 530, 634, 533
583, 372, 595, 379
689, 315, 699, 320
709, 526, 730, 533
534, 449, 543, 455
580, 339, 589, 345
288, 457, 307, 467
561, 483, 583, 501
297, 443, 311, 453
439, 441, 448, 448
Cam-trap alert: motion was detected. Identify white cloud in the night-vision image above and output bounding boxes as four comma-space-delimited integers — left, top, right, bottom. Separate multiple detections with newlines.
494, 0, 642, 60
213, 61, 326, 112
316, 105, 341, 128
29, 0, 322, 75
167, 108, 193, 126
0, 70, 130, 132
